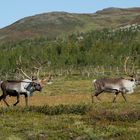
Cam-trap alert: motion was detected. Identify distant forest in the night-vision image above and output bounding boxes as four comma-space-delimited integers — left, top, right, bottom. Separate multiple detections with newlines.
0, 25, 140, 79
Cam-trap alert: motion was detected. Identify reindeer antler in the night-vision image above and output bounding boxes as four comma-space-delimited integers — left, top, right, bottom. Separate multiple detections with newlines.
33, 66, 41, 80
131, 56, 137, 76
16, 56, 32, 80
124, 56, 130, 76
31, 56, 48, 80
123, 56, 137, 78
16, 68, 32, 80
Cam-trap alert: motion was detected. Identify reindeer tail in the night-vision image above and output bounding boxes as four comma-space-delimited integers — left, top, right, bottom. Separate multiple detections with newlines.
92, 79, 96, 84
92, 79, 96, 83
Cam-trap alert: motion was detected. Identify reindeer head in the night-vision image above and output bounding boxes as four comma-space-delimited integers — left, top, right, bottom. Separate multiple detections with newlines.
31, 82, 42, 92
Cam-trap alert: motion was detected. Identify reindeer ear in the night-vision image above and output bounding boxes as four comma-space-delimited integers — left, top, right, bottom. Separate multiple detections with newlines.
32, 76, 37, 81
128, 74, 134, 78
130, 78, 135, 81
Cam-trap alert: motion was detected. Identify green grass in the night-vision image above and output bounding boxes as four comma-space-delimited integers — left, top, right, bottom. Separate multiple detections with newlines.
0, 103, 139, 140
0, 77, 140, 140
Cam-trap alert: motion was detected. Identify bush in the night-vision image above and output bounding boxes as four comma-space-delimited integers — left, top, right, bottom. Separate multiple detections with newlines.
28, 104, 91, 115
0, 104, 92, 115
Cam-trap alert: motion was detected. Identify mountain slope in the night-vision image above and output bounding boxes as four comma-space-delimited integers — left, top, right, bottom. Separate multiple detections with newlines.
0, 7, 140, 43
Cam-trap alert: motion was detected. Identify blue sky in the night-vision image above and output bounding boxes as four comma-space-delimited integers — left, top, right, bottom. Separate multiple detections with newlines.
0, 0, 140, 28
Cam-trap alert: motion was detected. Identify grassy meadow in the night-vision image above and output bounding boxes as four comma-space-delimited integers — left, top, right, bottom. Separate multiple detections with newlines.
0, 7, 139, 140
0, 76, 140, 140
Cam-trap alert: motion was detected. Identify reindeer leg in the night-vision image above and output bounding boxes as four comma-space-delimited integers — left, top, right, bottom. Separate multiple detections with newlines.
91, 93, 94, 103
3, 97, 9, 106
112, 92, 119, 103
121, 93, 127, 102
96, 95, 101, 101
0, 94, 4, 101
92, 91, 102, 103
13, 94, 20, 106
1, 91, 9, 106
24, 94, 28, 106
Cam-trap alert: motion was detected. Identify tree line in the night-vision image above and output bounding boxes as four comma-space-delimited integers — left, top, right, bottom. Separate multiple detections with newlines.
0, 25, 140, 79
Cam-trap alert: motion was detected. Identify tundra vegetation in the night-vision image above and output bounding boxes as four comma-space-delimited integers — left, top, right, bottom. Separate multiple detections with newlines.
0, 78, 140, 140
0, 25, 140, 79
0, 25, 140, 139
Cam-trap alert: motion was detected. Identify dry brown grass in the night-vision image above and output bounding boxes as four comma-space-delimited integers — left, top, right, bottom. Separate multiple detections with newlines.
0, 78, 140, 140
0, 77, 140, 106
19, 92, 140, 106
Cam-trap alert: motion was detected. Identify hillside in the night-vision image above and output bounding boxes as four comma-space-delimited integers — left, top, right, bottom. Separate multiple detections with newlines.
0, 7, 140, 78
0, 7, 140, 43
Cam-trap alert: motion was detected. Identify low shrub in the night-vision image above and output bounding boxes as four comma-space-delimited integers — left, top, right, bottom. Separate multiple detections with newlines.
28, 104, 91, 115
88, 108, 140, 122
0, 104, 92, 115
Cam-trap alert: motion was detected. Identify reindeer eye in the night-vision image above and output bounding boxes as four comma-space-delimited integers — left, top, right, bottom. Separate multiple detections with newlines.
32, 82, 36, 86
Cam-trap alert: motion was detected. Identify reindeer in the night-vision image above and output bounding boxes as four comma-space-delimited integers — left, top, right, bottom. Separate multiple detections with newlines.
0, 79, 42, 106
91, 77, 138, 103
92, 56, 139, 103
0, 56, 53, 106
